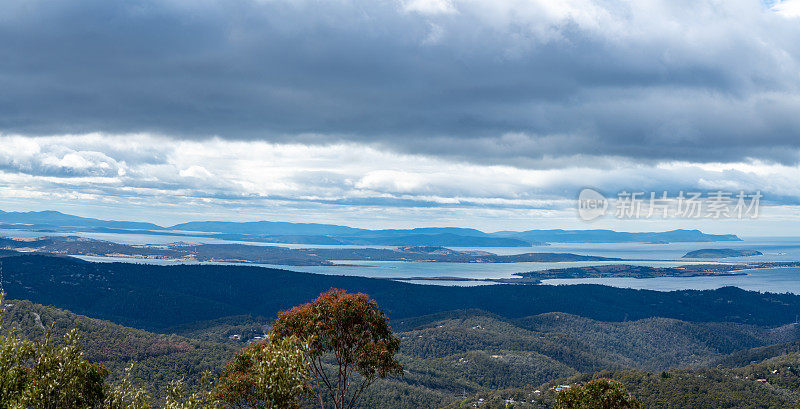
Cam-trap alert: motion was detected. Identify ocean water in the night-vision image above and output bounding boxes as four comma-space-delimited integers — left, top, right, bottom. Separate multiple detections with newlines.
0, 228, 397, 248
72, 256, 713, 281
542, 267, 800, 294
451, 237, 800, 261
5, 227, 799, 260
5, 227, 800, 292
72, 255, 800, 293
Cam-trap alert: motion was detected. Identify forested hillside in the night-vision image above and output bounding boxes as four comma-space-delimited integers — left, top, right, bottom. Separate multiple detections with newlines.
0, 299, 237, 401
5, 254, 800, 408
6, 295, 800, 408
451, 366, 800, 409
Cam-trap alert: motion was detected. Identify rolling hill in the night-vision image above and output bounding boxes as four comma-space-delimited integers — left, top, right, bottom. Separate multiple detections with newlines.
5, 298, 800, 408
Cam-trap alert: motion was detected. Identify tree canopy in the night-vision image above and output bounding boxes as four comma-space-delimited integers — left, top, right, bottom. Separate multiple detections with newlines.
216, 333, 309, 409
555, 378, 643, 409
272, 288, 403, 409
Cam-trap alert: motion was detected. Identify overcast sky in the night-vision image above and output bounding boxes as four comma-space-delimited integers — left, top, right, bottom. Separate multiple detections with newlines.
2, 0, 800, 233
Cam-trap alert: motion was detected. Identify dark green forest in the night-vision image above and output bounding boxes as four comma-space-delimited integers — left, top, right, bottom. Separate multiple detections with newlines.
3, 253, 800, 408
5, 298, 800, 408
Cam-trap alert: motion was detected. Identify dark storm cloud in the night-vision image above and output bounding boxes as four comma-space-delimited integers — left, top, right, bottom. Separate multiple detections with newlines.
2, 0, 800, 165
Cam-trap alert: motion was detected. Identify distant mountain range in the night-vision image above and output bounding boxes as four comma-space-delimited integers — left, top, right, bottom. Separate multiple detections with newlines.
0, 209, 163, 230
0, 210, 741, 246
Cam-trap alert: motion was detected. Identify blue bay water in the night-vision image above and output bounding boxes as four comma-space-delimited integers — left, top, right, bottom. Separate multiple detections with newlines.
5, 227, 800, 292
542, 267, 800, 294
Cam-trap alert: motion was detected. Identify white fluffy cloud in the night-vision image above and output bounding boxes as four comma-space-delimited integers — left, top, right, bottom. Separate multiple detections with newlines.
404, 0, 456, 15
773, 0, 800, 17
1, 134, 800, 232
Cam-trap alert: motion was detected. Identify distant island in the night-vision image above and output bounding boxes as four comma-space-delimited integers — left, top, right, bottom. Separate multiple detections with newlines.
683, 248, 763, 258
492, 260, 800, 284
1, 209, 742, 246
399, 260, 800, 285
511, 264, 749, 283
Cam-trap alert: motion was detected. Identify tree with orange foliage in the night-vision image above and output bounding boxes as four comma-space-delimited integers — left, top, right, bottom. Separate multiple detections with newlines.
272, 289, 402, 409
